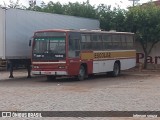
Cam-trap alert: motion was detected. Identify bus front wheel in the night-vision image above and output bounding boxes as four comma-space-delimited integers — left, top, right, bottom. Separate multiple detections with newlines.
77, 65, 86, 81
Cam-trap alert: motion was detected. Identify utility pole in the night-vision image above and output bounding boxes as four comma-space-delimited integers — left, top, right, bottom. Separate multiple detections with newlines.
129, 0, 140, 7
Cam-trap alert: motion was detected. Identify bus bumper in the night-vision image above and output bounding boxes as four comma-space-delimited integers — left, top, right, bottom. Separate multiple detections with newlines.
32, 71, 68, 76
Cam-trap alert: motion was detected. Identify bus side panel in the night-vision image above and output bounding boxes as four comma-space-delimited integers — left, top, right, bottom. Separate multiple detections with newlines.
93, 60, 115, 73
67, 60, 93, 76
67, 58, 81, 76
120, 58, 136, 70
83, 60, 93, 75
80, 51, 94, 74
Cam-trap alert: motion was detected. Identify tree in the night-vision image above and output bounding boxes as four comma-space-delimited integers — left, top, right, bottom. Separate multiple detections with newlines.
97, 4, 126, 31
125, 3, 160, 68
28, 1, 97, 18
7, 0, 26, 9
8, 0, 20, 8
96, 4, 113, 30
110, 7, 126, 31
64, 2, 97, 18
40, 1, 65, 14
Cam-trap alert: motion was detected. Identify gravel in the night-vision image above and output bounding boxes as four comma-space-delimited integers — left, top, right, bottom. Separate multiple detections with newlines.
0, 69, 160, 119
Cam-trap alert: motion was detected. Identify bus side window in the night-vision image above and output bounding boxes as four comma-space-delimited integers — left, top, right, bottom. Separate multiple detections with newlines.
112, 35, 121, 49
69, 35, 80, 57
91, 34, 102, 50
102, 34, 112, 50
126, 35, 134, 49
81, 34, 91, 50
121, 35, 127, 49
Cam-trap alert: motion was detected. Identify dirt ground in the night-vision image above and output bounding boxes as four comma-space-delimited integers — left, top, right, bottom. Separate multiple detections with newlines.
0, 69, 160, 120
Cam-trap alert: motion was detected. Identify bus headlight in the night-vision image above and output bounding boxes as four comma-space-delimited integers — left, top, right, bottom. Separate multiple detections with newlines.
33, 66, 39, 69
58, 66, 65, 69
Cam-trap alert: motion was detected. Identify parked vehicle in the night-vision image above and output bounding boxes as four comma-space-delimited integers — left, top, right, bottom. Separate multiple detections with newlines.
32, 29, 136, 80
0, 7, 99, 78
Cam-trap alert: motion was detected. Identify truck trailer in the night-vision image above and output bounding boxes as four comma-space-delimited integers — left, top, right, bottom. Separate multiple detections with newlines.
0, 7, 100, 78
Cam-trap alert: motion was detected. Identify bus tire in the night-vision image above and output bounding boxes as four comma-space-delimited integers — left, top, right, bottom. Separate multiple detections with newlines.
77, 65, 86, 81
47, 75, 56, 81
111, 62, 120, 77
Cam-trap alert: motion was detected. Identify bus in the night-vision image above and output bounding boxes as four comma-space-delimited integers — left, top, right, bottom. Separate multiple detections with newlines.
31, 29, 136, 80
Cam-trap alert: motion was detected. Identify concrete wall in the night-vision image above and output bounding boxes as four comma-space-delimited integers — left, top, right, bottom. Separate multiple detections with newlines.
136, 41, 160, 68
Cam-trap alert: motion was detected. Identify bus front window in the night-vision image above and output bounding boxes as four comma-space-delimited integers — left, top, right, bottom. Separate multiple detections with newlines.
33, 32, 66, 60
33, 40, 48, 53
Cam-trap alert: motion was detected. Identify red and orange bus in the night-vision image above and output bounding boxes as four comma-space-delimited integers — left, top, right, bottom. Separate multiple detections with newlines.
32, 29, 136, 80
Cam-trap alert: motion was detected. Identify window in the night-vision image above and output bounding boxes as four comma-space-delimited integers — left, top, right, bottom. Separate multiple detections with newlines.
91, 34, 103, 50
34, 40, 48, 53
69, 32, 134, 58
102, 34, 112, 49
121, 35, 127, 49
69, 33, 81, 57
50, 39, 65, 53
81, 34, 92, 50
112, 35, 121, 49
126, 35, 134, 48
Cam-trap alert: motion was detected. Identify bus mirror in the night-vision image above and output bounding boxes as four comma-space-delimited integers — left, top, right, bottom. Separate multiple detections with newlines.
29, 40, 32, 46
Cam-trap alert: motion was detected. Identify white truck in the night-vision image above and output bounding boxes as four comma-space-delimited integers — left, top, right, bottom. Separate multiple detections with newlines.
0, 7, 100, 78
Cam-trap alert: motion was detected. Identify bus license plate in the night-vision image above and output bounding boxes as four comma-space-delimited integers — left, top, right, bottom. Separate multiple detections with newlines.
44, 71, 51, 75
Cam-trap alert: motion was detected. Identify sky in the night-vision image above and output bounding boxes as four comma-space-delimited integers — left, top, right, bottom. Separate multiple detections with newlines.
0, 0, 155, 9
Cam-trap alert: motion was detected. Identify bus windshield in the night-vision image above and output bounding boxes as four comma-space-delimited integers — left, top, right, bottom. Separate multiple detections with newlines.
33, 32, 66, 60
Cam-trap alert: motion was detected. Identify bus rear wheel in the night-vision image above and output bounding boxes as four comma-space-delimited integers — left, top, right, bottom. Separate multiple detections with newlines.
108, 62, 120, 77
47, 75, 56, 81
77, 65, 86, 81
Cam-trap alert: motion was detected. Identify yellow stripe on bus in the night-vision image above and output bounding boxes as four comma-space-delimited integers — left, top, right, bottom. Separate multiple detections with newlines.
80, 52, 94, 60
80, 50, 136, 60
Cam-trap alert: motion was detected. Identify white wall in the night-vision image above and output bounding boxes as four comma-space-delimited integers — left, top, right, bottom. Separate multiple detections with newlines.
136, 41, 160, 65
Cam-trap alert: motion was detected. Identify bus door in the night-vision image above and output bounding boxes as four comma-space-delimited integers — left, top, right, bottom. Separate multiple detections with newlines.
67, 32, 81, 75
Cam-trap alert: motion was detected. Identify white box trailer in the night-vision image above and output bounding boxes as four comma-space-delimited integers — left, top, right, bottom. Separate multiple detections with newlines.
0, 7, 99, 59
0, 7, 99, 78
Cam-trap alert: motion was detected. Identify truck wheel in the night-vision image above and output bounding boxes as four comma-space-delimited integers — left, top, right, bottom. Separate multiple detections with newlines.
47, 75, 56, 81
111, 62, 120, 77
77, 65, 86, 81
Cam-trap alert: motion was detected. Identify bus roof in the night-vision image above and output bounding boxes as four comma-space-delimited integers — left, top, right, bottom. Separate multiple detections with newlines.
35, 29, 134, 35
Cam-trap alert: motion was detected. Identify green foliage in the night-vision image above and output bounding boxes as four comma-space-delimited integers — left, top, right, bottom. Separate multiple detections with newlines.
30, 1, 97, 18
64, 2, 97, 18
40, 1, 65, 14
96, 4, 113, 30
126, 3, 160, 68
96, 4, 126, 31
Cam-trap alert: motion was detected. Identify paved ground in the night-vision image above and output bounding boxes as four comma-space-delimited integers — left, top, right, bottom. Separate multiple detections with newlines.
0, 69, 160, 120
